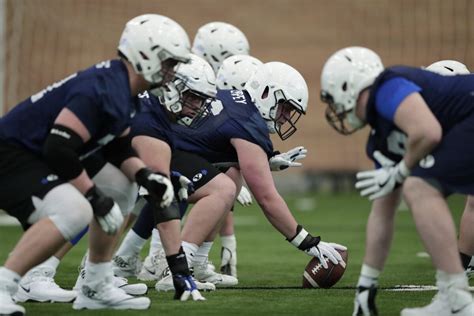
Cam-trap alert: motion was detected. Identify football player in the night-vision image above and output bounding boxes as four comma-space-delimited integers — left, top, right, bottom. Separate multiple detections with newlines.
320, 47, 474, 316
137, 60, 347, 287
0, 14, 193, 314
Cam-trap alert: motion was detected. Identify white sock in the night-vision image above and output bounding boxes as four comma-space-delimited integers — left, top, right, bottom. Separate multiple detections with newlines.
85, 261, 112, 285
39, 256, 60, 270
357, 264, 381, 288
116, 229, 147, 257
221, 234, 236, 252
150, 228, 163, 256
0, 267, 21, 295
182, 241, 199, 266
195, 241, 213, 264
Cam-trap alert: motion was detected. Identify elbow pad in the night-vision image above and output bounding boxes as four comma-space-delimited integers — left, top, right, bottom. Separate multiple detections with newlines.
43, 124, 84, 180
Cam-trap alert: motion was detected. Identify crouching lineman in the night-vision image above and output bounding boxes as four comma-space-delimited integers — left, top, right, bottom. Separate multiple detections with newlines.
0, 13, 199, 315
320, 47, 474, 316
129, 58, 347, 287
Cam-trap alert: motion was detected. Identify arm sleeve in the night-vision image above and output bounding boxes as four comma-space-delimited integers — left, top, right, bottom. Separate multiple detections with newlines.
375, 77, 422, 122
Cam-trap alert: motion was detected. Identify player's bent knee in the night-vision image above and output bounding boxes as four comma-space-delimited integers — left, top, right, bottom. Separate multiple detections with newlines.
37, 183, 93, 240
216, 174, 237, 204
154, 201, 181, 224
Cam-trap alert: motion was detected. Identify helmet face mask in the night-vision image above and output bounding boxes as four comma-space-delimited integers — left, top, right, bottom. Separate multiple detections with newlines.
321, 90, 361, 135
246, 62, 308, 140
151, 54, 217, 128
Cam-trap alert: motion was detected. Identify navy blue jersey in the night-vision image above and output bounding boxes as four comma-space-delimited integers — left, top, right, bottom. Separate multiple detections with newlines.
171, 89, 274, 163
0, 60, 136, 159
131, 89, 274, 164
130, 91, 174, 146
365, 66, 474, 194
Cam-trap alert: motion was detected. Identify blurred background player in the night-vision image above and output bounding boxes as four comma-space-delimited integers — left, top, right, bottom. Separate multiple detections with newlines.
347, 59, 474, 316
320, 47, 474, 316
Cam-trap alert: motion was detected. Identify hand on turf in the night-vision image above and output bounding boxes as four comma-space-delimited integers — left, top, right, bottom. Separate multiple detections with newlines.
85, 186, 124, 235
237, 186, 252, 206
172, 274, 206, 301
355, 160, 410, 201
306, 242, 347, 269
269, 146, 307, 171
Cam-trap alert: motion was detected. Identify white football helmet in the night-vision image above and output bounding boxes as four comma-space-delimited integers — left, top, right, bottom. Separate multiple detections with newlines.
246, 62, 308, 140
153, 54, 217, 127
192, 22, 250, 73
426, 60, 470, 75
118, 14, 191, 84
216, 55, 263, 90
320, 46, 384, 135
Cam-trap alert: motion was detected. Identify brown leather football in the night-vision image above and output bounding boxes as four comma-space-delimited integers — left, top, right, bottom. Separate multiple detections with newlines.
302, 249, 348, 289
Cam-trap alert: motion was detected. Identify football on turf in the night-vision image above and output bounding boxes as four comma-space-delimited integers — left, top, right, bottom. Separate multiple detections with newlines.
302, 249, 348, 289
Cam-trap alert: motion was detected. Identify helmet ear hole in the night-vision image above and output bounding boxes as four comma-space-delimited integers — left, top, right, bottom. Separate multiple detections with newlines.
261, 86, 269, 99
342, 82, 347, 91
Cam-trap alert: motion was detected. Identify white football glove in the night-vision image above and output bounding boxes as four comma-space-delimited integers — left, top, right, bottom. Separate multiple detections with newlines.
96, 203, 124, 235
269, 146, 307, 171
136, 168, 174, 208
173, 274, 206, 301
171, 171, 195, 201
355, 160, 410, 201
305, 242, 347, 269
237, 186, 252, 206
288, 225, 347, 269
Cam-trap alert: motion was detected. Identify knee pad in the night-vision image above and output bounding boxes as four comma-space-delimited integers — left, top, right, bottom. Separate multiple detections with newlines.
28, 183, 93, 240
154, 200, 181, 224
92, 163, 138, 216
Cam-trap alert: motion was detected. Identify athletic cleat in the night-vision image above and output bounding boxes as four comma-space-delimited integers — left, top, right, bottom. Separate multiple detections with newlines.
112, 254, 142, 278
13, 266, 76, 303
400, 292, 449, 316
193, 260, 238, 287
75, 268, 147, 296
73, 277, 150, 310
220, 246, 237, 277
113, 276, 148, 296
353, 285, 378, 316
137, 250, 168, 282
155, 268, 215, 292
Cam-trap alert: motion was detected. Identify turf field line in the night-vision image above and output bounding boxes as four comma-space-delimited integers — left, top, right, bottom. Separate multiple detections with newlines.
215, 285, 474, 291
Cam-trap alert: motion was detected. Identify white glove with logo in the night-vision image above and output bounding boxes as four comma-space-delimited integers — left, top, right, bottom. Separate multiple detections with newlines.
288, 225, 347, 269
305, 242, 347, 269
269, 146, 307, 171
237, 186, 252, 206
355, 159, 410, 201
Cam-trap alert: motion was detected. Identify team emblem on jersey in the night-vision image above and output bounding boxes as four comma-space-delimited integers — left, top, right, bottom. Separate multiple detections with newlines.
419, 155, 435, 169
192, 169, 208, 182
40, 174, 59, 184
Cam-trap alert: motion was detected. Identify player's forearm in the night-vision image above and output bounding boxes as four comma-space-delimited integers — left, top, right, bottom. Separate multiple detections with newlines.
257, 192, 298, 238
120, 157, 147, 182
69, 170, 94, 194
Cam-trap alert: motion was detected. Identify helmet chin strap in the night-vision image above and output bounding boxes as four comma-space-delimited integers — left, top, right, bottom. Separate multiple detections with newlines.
266, 120, 277, 134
